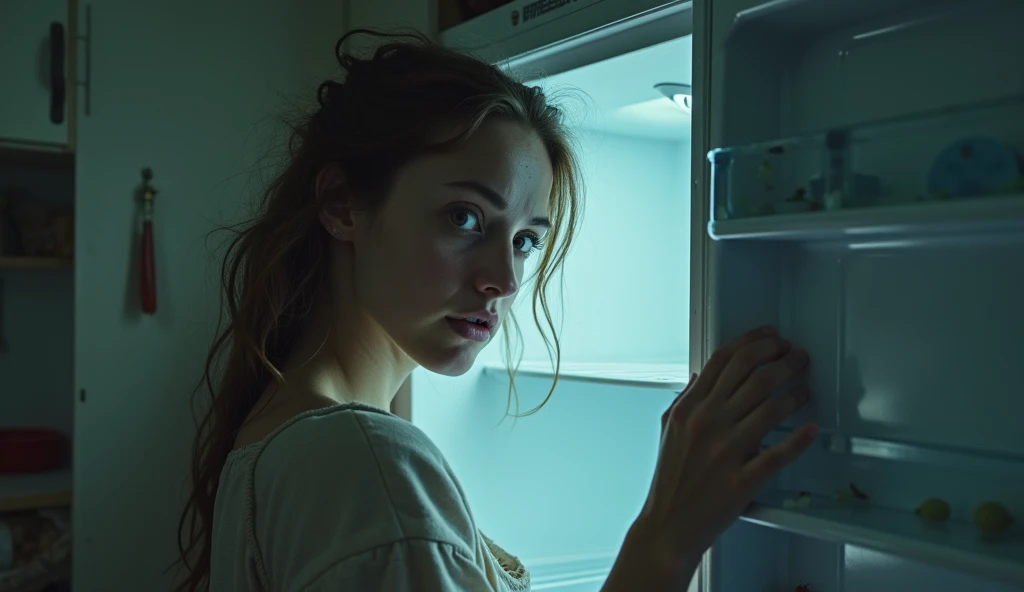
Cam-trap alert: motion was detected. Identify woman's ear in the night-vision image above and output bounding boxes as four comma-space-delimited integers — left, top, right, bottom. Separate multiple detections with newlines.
316, 163, 358, 241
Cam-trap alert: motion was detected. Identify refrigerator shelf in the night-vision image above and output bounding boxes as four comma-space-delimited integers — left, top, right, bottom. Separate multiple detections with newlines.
827, 433, 1024, 477
743, 491, 1024, 587
523, 551, 616, 590
763, 429, 1024, 477
726, 0, 951, 41
709, 193, 1024, 241
482, 361, 690, 390
707, 89, 1024, 230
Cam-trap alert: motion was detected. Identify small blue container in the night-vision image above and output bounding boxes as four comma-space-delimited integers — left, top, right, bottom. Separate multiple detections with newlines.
927, 137, 1022, 199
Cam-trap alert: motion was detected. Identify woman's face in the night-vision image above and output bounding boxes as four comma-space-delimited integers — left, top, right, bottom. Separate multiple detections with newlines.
346, 119, 554, 376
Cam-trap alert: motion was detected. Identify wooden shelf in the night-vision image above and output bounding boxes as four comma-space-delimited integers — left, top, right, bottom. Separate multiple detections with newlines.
0, 469, 72, 513
0, 257, 73, 270
0, 143, 74, 168
483, 361, 691, 390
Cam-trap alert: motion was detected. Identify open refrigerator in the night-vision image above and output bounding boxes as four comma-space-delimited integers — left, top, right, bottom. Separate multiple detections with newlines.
417, 0, 1024, 590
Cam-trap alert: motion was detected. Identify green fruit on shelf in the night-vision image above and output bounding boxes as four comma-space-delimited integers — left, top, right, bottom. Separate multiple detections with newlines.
831, 489, 852, 506
973, 502, 1014, 538
915, 498, 951, 523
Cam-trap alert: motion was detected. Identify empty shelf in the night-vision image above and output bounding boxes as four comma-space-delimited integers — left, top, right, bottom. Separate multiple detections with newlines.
483, 361, 690, 390
710, 194, 1024, 241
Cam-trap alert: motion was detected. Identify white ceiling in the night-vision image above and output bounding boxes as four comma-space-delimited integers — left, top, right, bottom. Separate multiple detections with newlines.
531, 35, 693, 140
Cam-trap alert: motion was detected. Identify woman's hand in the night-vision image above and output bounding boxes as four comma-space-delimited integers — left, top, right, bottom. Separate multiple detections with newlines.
606, 325, 816, 590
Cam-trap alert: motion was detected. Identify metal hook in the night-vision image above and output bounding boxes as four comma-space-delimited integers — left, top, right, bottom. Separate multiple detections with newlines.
138, 167, 157, 216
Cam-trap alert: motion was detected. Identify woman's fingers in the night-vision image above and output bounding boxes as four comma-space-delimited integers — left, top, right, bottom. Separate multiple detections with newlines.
706, 337, 792, 405
684, 326, 777, 407
661, 373, 698, 432
681, 372, 698, 396
724, 348, 809, 420
742, 422, 817, 486
637, 325, 819, 565
732, 384, 811, 455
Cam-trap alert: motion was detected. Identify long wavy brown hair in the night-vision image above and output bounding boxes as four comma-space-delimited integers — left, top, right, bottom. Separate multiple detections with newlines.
173, 29, 583, 591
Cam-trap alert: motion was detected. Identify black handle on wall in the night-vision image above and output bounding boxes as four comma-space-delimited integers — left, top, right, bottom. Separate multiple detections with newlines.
50, 22, 66, 125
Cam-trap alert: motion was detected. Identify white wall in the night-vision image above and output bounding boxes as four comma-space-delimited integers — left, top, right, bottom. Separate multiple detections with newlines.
485, 127, 692, 368
413, 127, 691, 565
67, 1, 345, 589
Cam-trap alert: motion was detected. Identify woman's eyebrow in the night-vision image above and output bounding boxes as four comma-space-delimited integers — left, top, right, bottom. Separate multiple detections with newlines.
446, 180, 551, 228
446, 180, 506, 209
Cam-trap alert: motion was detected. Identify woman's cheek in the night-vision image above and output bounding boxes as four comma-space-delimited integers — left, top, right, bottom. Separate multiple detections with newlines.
409, 240, 463, 286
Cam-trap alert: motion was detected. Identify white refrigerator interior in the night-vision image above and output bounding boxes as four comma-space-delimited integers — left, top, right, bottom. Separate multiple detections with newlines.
414, 0, 1024, 588
707, 0, 1024, 591
412, 35, 694, 590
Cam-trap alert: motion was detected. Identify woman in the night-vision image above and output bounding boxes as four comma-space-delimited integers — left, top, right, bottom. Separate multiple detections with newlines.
175, 30, 816, 592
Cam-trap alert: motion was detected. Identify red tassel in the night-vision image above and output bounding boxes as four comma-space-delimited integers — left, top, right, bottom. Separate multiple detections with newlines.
141, 219, 156, 314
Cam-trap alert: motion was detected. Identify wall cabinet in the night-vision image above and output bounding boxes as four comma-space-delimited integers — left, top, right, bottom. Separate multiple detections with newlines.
1, 0, 343, 589
0, 0, 73, 149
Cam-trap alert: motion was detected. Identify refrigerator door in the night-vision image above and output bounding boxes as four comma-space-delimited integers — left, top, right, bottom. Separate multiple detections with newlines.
700, 0, 1024, 590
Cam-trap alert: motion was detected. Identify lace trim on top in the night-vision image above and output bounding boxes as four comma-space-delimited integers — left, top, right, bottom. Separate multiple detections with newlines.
482, 532, 531, 591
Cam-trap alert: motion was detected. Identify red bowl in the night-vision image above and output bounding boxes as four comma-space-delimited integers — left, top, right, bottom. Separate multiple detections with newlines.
0, 428, 67, 474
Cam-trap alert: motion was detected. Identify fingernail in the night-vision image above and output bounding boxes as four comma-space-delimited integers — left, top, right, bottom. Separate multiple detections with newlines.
794, 348, 808, 361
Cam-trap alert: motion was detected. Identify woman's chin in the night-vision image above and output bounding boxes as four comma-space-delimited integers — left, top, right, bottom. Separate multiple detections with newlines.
414, 345, 482, 377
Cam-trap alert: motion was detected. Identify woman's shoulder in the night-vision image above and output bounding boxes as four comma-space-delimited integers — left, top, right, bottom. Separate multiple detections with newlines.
248, 402, 468, 511
231, 403, 483, 583
252, 402, 442, 466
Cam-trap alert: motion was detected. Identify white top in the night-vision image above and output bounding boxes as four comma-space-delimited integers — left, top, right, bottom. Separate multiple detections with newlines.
210, 402, 530, 591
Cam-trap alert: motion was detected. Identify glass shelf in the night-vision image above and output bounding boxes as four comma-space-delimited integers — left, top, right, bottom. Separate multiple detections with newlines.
743, 491, 1024, 588
763, 428, 1024, 476
729, 0, 941, 39
709, 193, 1024, 240
482, 361, 690, 390
746, 427, 1024, 586
524, 551, 616, 590
707, 93, 1024, 237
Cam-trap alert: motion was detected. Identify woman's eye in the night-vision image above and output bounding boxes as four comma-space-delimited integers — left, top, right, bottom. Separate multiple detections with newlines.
513, 232, 545, 256
449, 207, 481, 231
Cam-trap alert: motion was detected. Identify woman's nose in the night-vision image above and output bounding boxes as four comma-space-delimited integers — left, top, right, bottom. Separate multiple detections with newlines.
474, 245, 519, 298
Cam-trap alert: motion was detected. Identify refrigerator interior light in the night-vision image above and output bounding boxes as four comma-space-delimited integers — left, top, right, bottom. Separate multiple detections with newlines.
654, 82, 692, 113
